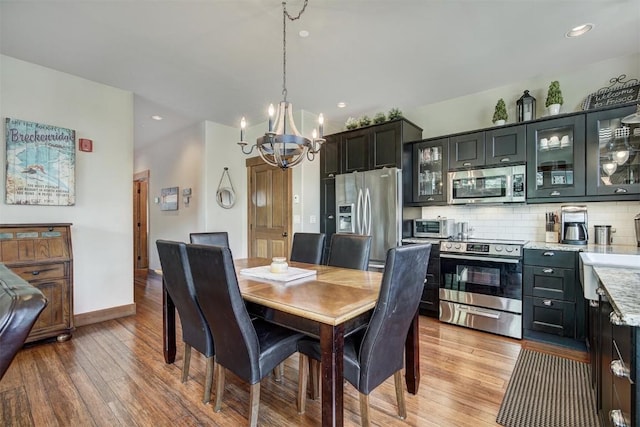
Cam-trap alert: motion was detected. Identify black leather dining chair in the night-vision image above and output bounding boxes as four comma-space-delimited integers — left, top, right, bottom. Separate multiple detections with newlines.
289, 232, 326, 265
326, 233, 372, 270
189, 231, 229, 247
156, 240, 215, 404
186, 244, 304, 427
297, 243, 432, 426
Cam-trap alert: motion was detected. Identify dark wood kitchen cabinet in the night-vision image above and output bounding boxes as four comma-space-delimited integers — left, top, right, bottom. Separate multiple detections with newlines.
448, 131, 485, 169
0, 223, 74, 343
320, 135, 340, 179
411, 138, 449, 205
339, 118, 422, 173
586, 104, 640, 198
420, 243, 440, 317
526, 115, 586, 201
448, 125, 526, 170
523, 249, 584, 343
319, 177, 336, 263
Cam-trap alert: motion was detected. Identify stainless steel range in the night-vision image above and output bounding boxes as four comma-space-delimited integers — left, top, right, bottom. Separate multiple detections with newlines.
439, 238, 527, 339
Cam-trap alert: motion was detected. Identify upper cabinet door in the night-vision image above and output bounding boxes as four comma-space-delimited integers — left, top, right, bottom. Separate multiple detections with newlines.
342, 129, 370, 173
449, 132, 485, 169
320, 135, 340, 178
585, 105, 640, 197
371, 121, 401, 169
526, 115, 586, 201
412, 138, 448, 204
485, 125, 526, 165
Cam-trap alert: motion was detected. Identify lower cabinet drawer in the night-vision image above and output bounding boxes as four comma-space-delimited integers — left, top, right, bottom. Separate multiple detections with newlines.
523, 296, 575, 337
524, 265, 576, 302
28, 279, 71, 340
10, 263, 65, 281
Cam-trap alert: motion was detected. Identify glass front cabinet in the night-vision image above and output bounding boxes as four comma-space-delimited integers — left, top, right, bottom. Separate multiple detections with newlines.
586, 105, 640, 196
412, 138, 448, 204
526, 115, 586, 201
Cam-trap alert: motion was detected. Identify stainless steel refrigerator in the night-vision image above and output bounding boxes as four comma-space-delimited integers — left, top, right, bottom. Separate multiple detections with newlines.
335, 167, 402, 270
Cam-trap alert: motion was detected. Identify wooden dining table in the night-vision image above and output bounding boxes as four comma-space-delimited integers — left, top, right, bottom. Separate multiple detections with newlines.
162, 258, 421, 427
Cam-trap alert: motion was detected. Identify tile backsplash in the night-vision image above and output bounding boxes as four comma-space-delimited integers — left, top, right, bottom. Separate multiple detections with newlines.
420, 201, 640, 246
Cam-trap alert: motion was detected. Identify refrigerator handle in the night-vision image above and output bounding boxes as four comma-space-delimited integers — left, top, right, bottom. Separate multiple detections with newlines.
365, 188, 372, 236
356, 189, 363, 234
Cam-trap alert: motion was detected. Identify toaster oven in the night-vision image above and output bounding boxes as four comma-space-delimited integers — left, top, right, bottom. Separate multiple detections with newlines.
414, 218, 456, 238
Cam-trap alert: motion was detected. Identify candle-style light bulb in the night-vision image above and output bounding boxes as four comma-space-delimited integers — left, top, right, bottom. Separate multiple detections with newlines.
240, 117, 246, 142
312, 129, 318, 140
268, 104, 275, 132
318, 113, 324, 138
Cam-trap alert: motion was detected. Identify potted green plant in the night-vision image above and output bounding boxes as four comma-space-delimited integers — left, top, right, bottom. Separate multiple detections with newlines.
545, 81, 564, 115
345, 117, 358, 130
492, 98, 508, 125
388, 108, 403, 120
373, 112, 386, 124
358, 115, 371, 127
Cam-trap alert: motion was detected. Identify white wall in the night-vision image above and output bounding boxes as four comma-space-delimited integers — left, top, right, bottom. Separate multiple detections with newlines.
0, 55, 134, 315
134, 123, 205, 270
405, 54, 640, 139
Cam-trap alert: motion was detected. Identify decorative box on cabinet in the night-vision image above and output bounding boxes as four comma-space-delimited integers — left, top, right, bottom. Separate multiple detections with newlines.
526, 115, 586, 201
0, 223, 74, 343
523, 249, 584, 342
586, 104, 640, 199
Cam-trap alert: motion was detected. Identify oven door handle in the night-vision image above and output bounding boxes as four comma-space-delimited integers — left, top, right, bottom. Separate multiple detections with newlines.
457, 305, 501, 319
440, 253, 521, 264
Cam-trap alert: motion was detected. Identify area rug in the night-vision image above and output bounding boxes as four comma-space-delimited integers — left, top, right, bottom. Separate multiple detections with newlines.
496, 349, 600, 427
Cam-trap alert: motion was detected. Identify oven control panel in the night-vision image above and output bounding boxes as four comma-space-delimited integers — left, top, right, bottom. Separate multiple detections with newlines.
440, 241, 522, 257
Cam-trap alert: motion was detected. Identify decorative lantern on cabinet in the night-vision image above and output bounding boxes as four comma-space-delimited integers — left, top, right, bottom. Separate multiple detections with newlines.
517, 90, 536, 122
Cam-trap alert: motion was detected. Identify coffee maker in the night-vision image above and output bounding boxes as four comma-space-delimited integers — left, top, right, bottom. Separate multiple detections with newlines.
561, 205, 588, 245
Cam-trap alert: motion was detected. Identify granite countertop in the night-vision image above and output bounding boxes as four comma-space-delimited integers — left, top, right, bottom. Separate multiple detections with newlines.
525, 241, 640, 255
594, 266, 640, 327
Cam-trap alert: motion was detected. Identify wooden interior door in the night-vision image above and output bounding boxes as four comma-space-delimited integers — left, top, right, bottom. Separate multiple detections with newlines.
246, 157, 292, 259
133, 171, 149, 271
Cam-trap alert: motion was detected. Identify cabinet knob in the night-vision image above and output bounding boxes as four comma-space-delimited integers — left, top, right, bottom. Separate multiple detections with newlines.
610, 409, 628, 427
32, 271, 40, 276
550, 191, 561, 196
427, 197, 434, 201
589, 300, 599, 308
328, 173, 334, 178
462, 162, 472, 167
610, 360, 631, 379
328, 215, 334, 219
542, 268, 554, 274
614, 188, 628, 194
543, 251, 554, 257
610, 312, 625, 326
500, 157, 510, 163
543, 300, 553, 306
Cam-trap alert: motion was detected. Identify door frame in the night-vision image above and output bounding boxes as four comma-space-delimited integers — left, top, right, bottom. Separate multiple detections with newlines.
133, 170, 149, 272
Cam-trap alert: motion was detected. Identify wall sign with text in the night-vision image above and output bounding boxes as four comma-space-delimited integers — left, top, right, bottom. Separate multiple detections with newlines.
5, 118, 76, 206
582, 75, 640, 110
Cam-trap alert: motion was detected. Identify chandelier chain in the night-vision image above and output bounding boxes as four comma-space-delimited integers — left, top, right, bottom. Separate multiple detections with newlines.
281, 0, 309, 101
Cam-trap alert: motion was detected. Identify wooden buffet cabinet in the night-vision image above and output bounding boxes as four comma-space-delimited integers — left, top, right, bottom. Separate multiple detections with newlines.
0, 223, 74, 342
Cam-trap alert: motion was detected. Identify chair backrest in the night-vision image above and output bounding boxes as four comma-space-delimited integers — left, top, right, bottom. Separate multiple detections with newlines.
189, 232, 229, 248
357, 243, 431, 394
156, 240, 214, 357
186, 244, 260, 383
290, 232, 326, 265
0, 265, 47, 380
326, 234, 372, 270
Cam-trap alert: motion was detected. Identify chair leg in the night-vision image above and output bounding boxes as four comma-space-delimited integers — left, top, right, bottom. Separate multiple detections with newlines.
214, 361, 225, 412
203, 356, 214, 404
182, 344, 192, 383
273, 362, 284, 382
359, 392, 371, 427
309, 359, 320, 400
297, 354, 309, 414
394, 370, 407, 419
249, 382, 260, 427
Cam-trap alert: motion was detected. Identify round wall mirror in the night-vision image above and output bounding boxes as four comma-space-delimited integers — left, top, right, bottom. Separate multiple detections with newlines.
216, 187, 236, 209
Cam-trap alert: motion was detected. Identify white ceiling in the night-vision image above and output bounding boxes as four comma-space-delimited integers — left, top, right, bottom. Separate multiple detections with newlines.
1, 0, 639, 148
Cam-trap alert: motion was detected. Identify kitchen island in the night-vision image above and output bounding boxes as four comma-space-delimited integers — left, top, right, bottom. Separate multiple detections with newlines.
593, 265, 640, 427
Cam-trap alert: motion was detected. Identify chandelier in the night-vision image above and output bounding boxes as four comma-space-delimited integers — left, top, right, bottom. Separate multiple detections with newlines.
238, 0, 324, 169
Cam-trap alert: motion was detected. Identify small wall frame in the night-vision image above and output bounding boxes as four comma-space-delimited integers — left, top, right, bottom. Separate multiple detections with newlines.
160, 187, 179, 211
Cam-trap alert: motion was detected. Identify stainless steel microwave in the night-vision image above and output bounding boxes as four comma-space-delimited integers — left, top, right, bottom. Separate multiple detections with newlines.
414, 218, 456, 238
448, 165, 526, 205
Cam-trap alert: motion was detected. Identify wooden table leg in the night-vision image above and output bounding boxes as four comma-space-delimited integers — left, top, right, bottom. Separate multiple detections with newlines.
405, 309, 420, 394
163, 279, 176, 364
320, 323, 344, 427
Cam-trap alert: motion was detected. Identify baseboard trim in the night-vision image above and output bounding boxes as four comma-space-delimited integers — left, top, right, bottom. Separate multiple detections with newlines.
74, 303, 137, 327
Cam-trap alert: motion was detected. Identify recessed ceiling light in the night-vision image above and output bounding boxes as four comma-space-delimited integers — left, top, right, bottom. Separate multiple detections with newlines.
151, 115, 163, 121
299, 30, 309, 38
337, 102, 346, 108
566, 23, 594, 38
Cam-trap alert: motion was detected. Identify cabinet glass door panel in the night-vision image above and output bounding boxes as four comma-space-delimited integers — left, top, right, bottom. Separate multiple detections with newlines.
586, 105, 640, 196
413, 138, 448, 204
526, 115, 585, 199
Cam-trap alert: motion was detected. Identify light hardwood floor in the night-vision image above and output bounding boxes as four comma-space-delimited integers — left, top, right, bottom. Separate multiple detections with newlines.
0, 271, 587, 426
